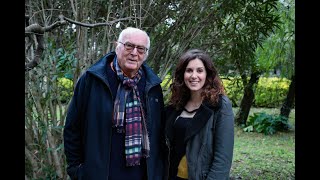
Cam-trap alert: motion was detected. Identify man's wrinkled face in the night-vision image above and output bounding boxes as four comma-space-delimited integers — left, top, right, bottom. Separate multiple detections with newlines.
116, 32, 148, 78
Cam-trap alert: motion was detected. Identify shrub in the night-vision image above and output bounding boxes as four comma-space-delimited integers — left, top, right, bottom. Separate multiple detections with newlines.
254, 77, 290, 108
222, 76, 291, 108
243, 112, 291, 135
57, 78, 73, 103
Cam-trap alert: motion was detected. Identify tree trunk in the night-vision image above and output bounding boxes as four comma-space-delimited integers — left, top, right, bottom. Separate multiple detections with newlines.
235, 72, 260, 125
280, 74, 295, 120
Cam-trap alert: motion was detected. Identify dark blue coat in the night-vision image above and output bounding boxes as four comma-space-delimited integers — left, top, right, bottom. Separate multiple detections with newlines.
63, 51, 166, 179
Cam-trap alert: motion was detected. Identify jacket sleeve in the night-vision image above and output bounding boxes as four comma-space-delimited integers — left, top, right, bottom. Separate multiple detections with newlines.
207, 96, 234, 180
63, 74, 89, 180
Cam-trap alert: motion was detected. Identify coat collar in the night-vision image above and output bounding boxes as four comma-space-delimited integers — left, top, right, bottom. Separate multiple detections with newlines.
184, 105, 214, 142
165, 98, 222, 144
86, 51, 162, 87
165, 104, 216, 143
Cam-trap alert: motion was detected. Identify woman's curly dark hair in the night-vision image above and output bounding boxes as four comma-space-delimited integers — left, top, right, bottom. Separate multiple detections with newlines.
169, 49, 225, 110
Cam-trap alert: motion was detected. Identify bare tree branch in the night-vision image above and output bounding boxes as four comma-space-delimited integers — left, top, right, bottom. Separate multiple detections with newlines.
25, 16, 67, 37
25, 34, 44, 72
25, 14, 135, 71
25, 146, 39, 179
61, 15, 138, 28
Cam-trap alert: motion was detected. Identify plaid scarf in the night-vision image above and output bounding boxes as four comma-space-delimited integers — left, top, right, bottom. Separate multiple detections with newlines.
112, 57, 150, 166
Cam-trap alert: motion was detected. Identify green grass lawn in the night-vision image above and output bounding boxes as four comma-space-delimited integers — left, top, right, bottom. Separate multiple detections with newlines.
230, 108, 295, 180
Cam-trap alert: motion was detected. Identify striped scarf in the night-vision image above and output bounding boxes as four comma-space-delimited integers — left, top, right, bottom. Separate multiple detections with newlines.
112, 57, 150, 166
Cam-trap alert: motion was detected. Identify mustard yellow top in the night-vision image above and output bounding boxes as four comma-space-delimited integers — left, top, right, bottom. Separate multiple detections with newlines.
177, 155, 188, 179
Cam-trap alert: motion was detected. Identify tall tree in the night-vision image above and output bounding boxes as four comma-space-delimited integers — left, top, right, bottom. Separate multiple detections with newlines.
255, 0, 295, 123
278, 0, 295, 122
216, 0, 281, 125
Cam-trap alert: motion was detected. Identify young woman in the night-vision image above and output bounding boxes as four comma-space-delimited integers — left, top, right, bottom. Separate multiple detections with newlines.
164, 49, 234, 180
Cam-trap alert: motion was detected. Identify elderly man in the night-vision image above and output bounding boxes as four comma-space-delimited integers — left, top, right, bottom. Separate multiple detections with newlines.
64, 27, 165, 180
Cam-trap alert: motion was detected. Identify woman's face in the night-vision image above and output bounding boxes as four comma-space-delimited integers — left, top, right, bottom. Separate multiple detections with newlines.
184, 58, 207, 93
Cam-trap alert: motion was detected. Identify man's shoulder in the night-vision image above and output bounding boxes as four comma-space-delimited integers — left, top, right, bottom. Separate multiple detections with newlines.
86, 52, 116, 76
90, 52, 115, 69
142, 63, 155, 74
142, 63, 162, 85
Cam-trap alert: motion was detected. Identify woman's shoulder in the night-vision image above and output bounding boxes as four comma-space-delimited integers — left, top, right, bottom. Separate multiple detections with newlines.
203, 94, 232, 111
220, 95, 233, 108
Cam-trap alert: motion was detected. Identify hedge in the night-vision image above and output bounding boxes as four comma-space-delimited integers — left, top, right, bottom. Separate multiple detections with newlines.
223, 76, 292, 108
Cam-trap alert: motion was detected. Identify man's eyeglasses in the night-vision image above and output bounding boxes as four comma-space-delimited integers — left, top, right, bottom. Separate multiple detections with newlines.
118, 42, 148, 54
